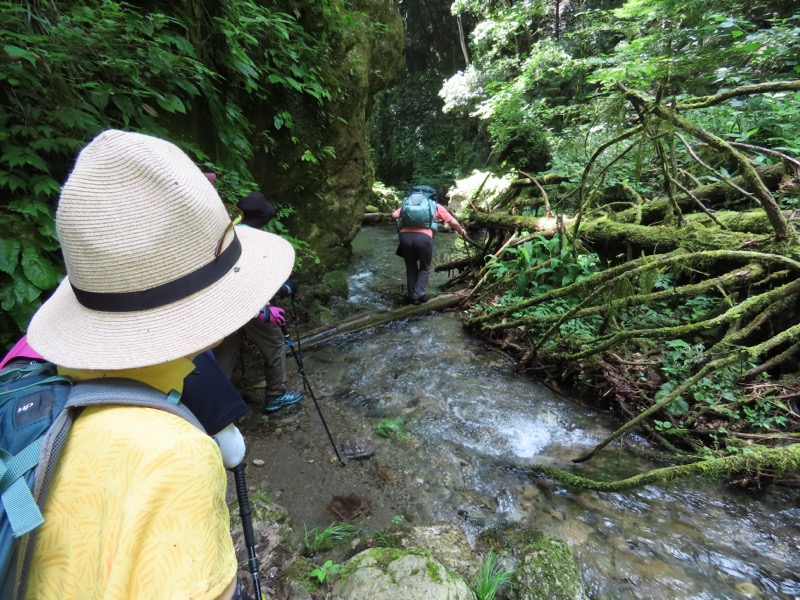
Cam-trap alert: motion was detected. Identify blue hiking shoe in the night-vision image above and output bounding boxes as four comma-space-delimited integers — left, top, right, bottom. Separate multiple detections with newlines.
263, 390, 304, 413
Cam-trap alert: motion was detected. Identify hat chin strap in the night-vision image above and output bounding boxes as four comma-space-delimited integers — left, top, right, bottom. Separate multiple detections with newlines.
70, 233, 242, 312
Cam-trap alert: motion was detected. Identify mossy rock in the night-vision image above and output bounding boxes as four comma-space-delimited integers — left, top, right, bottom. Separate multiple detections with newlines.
306, 270, 349, 305
476, 524, 544, 555
302, 271, 350, 327
229, 492, 305, 598
323, 271, 349, 297
398, 524, 475, 577
281, 556, 317, 597
332, 547, 474, 600
511, 537, 588, 600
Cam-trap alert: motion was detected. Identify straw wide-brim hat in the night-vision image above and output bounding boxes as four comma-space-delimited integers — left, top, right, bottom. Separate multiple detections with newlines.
27, 130, 295, 370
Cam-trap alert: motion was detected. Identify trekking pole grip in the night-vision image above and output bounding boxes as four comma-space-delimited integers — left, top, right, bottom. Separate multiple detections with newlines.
232, 463, 262, 597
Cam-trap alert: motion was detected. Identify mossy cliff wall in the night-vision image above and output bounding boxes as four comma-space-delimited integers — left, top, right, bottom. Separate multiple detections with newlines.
250, 0, 404, 269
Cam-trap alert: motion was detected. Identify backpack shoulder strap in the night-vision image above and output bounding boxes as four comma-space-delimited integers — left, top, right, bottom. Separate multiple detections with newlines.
65, 378, 204, 431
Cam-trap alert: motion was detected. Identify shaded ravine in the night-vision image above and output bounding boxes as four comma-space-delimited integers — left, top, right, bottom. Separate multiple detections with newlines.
238, 225, 800, 600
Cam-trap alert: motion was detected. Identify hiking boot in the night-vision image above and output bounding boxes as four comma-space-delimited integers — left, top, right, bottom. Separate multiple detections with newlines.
411, 295, 428, 305
263, 390, 303, 413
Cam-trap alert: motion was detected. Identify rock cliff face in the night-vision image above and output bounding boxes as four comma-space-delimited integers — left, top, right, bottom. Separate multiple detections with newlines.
251, 0, 404, 269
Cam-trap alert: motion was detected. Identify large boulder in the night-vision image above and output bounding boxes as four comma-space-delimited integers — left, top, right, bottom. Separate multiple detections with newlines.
397, 523, 474, 576
511, 537, 588, 600
332, 547, 474, 600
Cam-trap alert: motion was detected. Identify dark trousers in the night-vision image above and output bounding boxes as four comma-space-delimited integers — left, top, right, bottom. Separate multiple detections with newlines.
397, 231, 434, 301
214, 317, 287, 398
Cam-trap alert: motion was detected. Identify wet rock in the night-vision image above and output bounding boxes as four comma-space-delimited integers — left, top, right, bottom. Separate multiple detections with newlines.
229, 493, 303, 600
735, 581, 762, 598
512, 537, 589, 600
520, 484, 540, 501
340, 438, 377, 460
398, 524, 475, 575
332, 548, 473, 600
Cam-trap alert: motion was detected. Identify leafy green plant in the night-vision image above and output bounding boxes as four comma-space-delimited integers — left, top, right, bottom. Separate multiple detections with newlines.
472, 549, 512, 600
309, 559, 342, 584
653, 340, 771, 424
373, 514, 407, 548
485, 234, 601, 295
303, 522, 362, 553
0, 0, 354, 347
375, 418, 410, 440
740, 397, 791, 431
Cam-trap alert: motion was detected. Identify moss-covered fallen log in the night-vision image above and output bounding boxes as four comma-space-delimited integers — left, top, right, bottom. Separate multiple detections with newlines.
566, 276, 800, 361
468, 249, 800, 328
485, 264, 762, 334
685, 208, 800, 234
623, 86, 793, 239
612, 163, 786, 224
471, 211, 774, 257
526, 443, 800, 491
298, 291, 466, 349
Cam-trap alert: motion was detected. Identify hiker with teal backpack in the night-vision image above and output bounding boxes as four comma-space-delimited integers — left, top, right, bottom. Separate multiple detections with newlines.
0, 129, 295, 599
392, 184, 467, 305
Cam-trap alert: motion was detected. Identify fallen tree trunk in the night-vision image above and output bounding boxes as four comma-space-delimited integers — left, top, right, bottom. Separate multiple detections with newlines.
298, 291, 466, 349
613, 163, 786, 224
362, 212, 391, 225
524, 443, 800, 491
471, 211, 772, 256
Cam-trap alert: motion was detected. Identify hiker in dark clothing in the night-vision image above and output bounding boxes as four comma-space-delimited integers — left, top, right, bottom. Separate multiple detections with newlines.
214, 191, 304, 413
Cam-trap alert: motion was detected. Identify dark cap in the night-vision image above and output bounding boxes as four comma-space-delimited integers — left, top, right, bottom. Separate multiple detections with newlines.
238, 191, 277, 229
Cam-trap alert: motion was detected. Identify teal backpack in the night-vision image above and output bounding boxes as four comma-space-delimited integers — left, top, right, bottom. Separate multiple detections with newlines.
0, 359, 202, 600
398, 185, 438, 231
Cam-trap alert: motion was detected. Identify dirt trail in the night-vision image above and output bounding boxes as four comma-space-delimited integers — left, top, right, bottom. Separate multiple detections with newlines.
230, 350, 414, 534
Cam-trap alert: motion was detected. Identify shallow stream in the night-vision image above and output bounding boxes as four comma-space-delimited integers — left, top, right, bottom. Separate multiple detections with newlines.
242, 225, 799, 600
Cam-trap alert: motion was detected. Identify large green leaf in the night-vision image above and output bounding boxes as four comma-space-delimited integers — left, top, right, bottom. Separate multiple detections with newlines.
7, 297, 41, 332
21, 245, 61, 290
1, 271, 40, 312
3, 45, 37, 66
0, 237, 21, 275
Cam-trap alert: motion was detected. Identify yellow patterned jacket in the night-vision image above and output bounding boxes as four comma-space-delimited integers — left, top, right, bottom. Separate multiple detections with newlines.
25, 359, 237, 599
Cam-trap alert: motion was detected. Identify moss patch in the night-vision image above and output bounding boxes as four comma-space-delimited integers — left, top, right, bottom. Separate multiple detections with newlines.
477, 524, 544, 555
512, 537, 587, 600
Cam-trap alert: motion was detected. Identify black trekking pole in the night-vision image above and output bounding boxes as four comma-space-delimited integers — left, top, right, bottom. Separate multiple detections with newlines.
280, 324, 345, 466
231, 463, 263, 598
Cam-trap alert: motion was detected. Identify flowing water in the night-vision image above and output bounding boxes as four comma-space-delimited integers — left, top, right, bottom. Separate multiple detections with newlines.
245, 225, 799, 600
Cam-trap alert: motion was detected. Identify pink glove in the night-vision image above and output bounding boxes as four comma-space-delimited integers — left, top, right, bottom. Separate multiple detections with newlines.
267, 306, 286, 326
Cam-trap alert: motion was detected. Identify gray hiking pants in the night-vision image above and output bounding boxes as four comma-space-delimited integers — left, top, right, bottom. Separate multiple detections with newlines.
214, 317, 287, 398
397, 231, 434, 301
